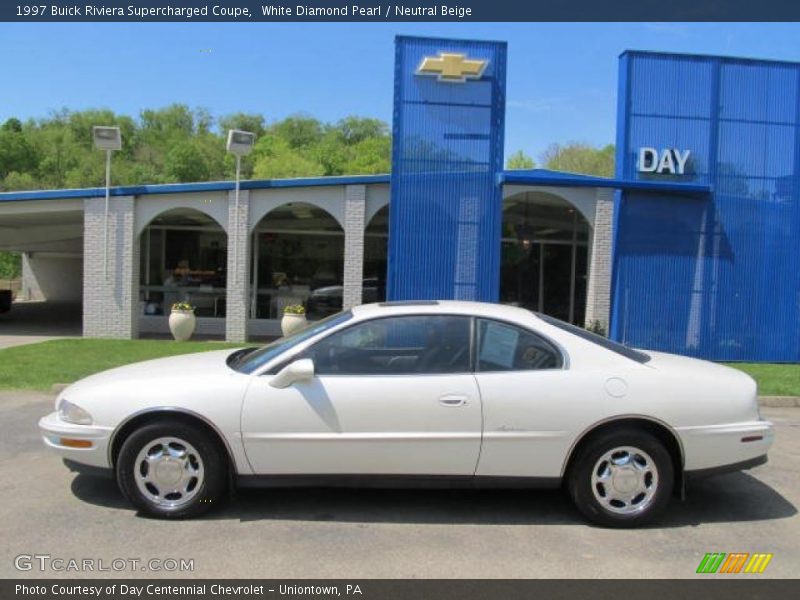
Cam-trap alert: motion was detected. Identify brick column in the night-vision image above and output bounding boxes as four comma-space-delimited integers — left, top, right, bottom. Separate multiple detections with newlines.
83, 195, 139, 338
225, 189, 250, 343
342, 184, 366, 309
584, 188, 615, 333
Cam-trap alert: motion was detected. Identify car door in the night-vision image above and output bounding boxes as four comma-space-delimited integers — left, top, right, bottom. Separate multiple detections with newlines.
240, 314, 482, 476
472, 318, 588, 479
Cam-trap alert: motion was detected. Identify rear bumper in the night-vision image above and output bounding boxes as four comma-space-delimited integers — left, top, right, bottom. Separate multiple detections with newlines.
676, 419, 774, 472
685, 454, 767, 480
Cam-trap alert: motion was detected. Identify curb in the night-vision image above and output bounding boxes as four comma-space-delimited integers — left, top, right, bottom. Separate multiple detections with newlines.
51, 383, 69, 394
759, 396, 800, 408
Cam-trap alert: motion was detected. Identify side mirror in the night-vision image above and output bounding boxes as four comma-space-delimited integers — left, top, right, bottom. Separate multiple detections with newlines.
269, 358, 315, 389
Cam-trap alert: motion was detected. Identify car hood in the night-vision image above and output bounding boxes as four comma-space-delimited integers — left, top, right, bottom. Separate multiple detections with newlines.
62, 349, 241, 397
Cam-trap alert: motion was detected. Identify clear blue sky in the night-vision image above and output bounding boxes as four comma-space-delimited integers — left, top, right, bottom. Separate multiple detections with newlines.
2, 22, 800, 162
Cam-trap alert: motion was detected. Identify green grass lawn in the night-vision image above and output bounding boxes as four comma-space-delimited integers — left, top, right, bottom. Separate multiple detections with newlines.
0, 339, 244, 391
723, 363, 800, 397
0, 339, 798, 395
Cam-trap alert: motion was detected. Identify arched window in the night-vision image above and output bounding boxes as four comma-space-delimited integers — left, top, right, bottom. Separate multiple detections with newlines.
363, 205, 389, 304
501, 192, 590, 325
139, 208, 227, 318
250, 202, 344, 320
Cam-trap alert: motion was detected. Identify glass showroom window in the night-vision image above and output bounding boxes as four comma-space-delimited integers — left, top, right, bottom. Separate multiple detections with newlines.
250, 203, 344, 321
500, 193, 590, 325
363, 205, 389, 304
139, 209, 227, 317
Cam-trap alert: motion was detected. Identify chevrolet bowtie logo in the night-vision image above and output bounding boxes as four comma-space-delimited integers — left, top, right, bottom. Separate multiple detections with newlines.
416, 52, 488, 83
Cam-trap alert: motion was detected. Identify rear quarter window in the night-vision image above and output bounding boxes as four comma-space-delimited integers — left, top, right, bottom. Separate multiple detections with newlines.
476, 318, 563, 371
537, 313, 651, 364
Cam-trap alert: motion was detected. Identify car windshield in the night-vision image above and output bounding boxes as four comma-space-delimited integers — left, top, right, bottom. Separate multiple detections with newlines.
231, 310, 354, 374
536, 313, 651, 364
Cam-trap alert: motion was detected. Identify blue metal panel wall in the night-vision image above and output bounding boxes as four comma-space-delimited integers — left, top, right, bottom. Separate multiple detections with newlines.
387, 36, 507, 301
612, 52, 800, 362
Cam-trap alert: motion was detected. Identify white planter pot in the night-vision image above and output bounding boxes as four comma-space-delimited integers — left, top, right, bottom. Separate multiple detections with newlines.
169, 309, 196, 341
281, 313, 307, 336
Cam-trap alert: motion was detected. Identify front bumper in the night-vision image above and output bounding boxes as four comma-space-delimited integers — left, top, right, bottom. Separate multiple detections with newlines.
38, 411, 114, 469
676, 419, 774, 472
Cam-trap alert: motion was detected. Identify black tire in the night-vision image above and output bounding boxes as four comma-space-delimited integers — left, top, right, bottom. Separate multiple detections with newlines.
116, 420, 227, 518
567, 428, 674, 528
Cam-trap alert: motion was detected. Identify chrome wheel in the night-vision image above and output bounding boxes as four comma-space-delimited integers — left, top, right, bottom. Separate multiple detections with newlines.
134, 437, 204, 510
590, 446, 659, 515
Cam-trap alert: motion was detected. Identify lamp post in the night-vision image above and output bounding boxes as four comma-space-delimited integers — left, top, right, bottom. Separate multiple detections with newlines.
226, 130, 256, 284
92, 126, 122, 279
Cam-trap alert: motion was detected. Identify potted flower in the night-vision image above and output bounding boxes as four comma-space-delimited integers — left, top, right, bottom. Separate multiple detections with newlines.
169, 301, 196, 341
281, 304, 307, 336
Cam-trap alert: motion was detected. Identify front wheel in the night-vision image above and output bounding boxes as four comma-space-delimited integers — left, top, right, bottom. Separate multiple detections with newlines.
568, 429, 674, 527
116, 420, 227, 518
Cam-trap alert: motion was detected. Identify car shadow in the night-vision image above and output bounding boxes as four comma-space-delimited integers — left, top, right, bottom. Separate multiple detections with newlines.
70, 474, 131, 511
71, 470, 797, 528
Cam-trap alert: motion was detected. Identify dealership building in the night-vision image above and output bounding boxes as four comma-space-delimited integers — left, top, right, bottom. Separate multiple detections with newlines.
1, 36, 799, 362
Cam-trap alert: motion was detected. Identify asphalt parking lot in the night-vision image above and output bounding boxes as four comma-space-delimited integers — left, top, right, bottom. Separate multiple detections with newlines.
1, 390, 797, 579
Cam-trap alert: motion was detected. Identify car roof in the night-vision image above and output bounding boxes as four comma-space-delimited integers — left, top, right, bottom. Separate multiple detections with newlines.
351, 300, 542, 323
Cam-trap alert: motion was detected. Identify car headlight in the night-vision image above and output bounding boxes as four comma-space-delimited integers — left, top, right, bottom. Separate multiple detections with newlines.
57, 399, 93, 425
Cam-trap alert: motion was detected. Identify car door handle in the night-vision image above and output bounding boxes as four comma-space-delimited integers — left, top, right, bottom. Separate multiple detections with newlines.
439, 394, 469, 407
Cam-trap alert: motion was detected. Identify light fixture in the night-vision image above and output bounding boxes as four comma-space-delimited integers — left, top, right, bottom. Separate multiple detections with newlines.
92, 126, 122, 151
226, 129, 256, 156
226, 130, 256, 284
93, 126, 122, 279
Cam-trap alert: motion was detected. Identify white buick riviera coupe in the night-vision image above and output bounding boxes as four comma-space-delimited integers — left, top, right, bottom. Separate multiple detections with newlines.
39, 301, 773, 527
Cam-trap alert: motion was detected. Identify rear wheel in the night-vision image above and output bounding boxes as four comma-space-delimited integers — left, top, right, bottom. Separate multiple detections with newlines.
568, 429, 674, 527
116, 420, 227, 518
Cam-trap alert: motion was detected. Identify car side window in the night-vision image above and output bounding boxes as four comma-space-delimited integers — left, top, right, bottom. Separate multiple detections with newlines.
302, 315, 472, 375
476, 318, 562, 372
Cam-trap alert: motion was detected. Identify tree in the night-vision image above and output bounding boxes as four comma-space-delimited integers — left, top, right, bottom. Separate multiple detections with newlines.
2, 118, 23, 133
64, 152, 108, 188
0, 251, 21, 280
140, 104, 195, 138
344, 136, 391, 174
218, 113, 266, 139
506, 150, 535, 170
271, 115, 323, 149
310, 129, 350, 175
164, 141, 211, 182
194, 107, 214, 135
336, 116, 389, 145
0, 128, 38, 179
251, 135, 325, 179
0, 106, 395, 189
31, 123, 78, 188
134, 105, 202, 182
540, 142, 615, 177
66, 109, 136, 155
2, 171, 37, 191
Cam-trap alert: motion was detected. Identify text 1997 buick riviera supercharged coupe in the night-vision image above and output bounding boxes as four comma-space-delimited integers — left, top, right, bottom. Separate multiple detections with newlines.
39, 301, 773, 527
